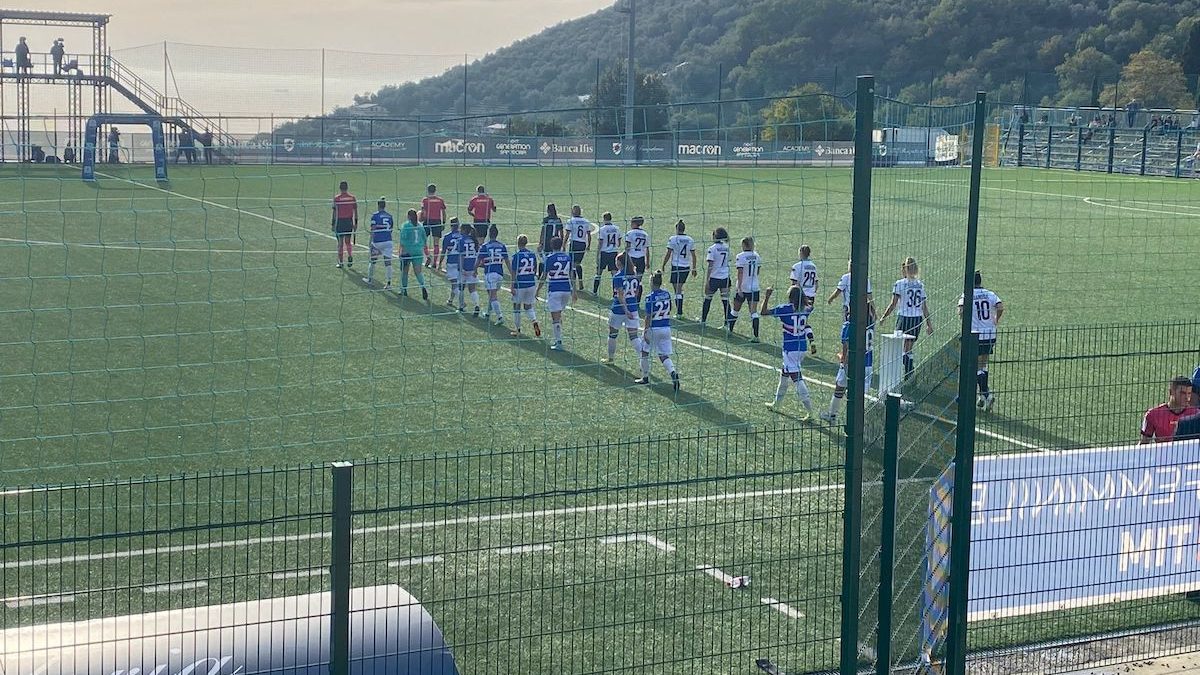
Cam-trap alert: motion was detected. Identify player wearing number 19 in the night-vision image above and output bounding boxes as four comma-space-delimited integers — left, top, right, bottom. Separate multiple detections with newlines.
958, 270, 1004, 411
878, 257, 933, 381
536, 236, 576, 350
509, 235, 541, 338
763, 286, 815, 417
639, 271, 680, 391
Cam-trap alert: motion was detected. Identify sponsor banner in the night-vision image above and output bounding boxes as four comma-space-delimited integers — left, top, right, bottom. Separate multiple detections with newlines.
595, 138, 673, 162
950, 440, 1200, 621
537, 137, 595, 162
810, 141, 856, 163
675, 141, 725, 159
0, 585, 459, 675
366, 138, 417, 161
272, 134, 330, 161
489, 137, 537, 161
423, 136, 489, 160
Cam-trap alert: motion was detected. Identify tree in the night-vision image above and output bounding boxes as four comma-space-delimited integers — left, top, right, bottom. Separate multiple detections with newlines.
1181, 21, 1200, 93
1101, 49, 1193, 108
589, 64, 671, 136
759, 83, 852, 142
1054, 47, 1119, 106
507, 116, 568, 137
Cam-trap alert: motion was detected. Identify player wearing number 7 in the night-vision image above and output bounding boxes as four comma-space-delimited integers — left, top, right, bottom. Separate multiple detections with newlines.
878, 256, 932, 381
958, 270, 1003, 411
638, 270, 680, 391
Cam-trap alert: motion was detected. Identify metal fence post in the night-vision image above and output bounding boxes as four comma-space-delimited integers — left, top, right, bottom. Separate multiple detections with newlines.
1015, 123, 1024, 167
945, 92, 987, 675
1044, 125, 1052, 168
1106, 126, 1115, 174
1075, 128, 1083, 171
330, 461, 353, 675
1174, 130, 1183, 178
1139, 129, 1147, 176
875, 393, 902, 675
840, 74, 875, 675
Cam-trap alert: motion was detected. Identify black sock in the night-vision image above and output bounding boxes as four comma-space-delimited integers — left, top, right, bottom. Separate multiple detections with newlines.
979, 369, 990, 394
675, 297, 683, 314
592, 276, 601, 294
752, 317, 760, 337
721, 300, 731, 322
727, 313, 737, 330
701, 298, 712, 322
903, 353, 914, 378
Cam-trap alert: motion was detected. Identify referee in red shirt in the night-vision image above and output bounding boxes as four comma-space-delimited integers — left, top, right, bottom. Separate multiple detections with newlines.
1140, 376, 1198, 443
468, 185, 497, 229
331, 181, 358, 268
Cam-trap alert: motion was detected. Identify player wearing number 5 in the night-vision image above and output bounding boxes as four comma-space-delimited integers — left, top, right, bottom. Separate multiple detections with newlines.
957, 271, 1003, 411
879, 257, 932, 382
638, 271, 680, 391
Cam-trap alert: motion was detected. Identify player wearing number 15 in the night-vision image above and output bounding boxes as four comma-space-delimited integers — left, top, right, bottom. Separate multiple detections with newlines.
536, 236, 576, 351
639, 271, 680, 391
879, 257, 933, 382
957, 271, 1004, 411
479, 225, 510, 326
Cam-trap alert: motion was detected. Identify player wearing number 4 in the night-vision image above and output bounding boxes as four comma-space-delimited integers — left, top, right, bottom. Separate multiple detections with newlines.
603, 253, 642, 364
728, 237, 763, 341
593, 212, 622, 295
638, 271, 680, 391
509, 235, 541, 338
536, 236, 576, 350
958, 270, 1003, 411
763, 286, 815, 417
878, 257, 933, 381
661, 219, 697, 318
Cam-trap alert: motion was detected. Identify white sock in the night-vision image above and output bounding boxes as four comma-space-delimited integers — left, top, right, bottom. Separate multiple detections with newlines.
830, 393, 845, 416
607, 337, 617, 358
630, 336, 642, 353
512, 306, 521, 330
796, 378, 812, 410
774, 376, 789, 402
366, 261, 375, 280
470, 291, 480, 308
640, 353, 650, 376
663, 358, 676, 374
491, 299, 501, 316
553, 322, 562, 342
384, 264, 393, 283
526, 308, 537, 323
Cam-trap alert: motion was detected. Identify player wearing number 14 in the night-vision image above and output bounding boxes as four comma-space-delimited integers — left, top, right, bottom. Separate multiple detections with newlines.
593, 212, 622, 295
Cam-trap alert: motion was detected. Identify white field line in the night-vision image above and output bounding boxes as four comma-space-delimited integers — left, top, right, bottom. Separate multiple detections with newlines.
1, 483, 843, 570
142, 581, 207, 594
1081, 196, 1200, 218
600, 534, 676, 552
2, 593, 75, 608
270, 568, 329, 579
0, 236, 319, 254
696, 564, 736, 585
760, 597, 805, 619
493, 544, 552, 555
387, 555, 445, 568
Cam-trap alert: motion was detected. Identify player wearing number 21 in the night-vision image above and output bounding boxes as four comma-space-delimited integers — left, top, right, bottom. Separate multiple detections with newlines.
957, 270, 1003, 411
879, 257, 933, 382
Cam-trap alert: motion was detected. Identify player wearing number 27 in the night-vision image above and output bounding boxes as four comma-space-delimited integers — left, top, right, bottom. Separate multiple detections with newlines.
957, 271, 1003, 411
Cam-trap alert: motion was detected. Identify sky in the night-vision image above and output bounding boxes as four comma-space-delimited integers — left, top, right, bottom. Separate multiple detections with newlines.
27, 0, 615, 53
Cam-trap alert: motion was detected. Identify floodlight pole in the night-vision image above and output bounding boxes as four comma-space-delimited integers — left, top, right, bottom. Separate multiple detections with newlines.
624, 0, 635, 144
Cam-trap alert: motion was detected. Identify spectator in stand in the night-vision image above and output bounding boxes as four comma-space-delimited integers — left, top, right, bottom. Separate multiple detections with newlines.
14, 37, 31, 74
175, 128, 196, 164
1106, 114, 1116, 128
1175, 368, 1200, 441
63, 141, 75, 164
1036, 112, 1049, 126
1147, 115, 1160, 132
50, 38, 66, 74
1125, 99, 1140, 127
1067, 113, 1080, 127
198, 129, 214, 164
1140, 376, 1198, 443
1188, 113, 1199, 130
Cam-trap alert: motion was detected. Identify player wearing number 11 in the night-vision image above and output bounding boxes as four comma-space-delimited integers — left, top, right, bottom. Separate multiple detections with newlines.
958, 270, 1003, 411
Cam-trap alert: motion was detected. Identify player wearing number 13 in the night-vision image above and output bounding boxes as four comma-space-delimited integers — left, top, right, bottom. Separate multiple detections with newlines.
638, 271, 680, 391
879, 257, 933, 382
958, 271, 1004, 411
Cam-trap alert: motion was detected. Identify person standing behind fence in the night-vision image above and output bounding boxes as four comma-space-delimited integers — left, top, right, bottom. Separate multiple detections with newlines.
15, 37, 31, 74
107, 127, 121, 163
331, 181, 358, 268
175, 128, 195, 164
1140, 376, 1197, 443
50, 38, 66, 74
1174, 369, 1200, 441
421, 184, 447, 269
198, 129, 214, 164
956, 270, 1002, 411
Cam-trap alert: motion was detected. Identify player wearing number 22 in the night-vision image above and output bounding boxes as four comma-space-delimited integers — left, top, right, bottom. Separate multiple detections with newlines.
639, 271, 680, 391
536, 236, 576, 351
763, 286, 815, 417
879, 256, 933, 382
958, 270, 1003, 411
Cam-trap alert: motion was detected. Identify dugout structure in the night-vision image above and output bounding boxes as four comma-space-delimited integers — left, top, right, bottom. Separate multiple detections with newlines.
80, 113, 167, 181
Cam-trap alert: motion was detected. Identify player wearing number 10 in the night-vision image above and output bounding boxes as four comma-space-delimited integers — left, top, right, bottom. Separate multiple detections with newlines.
639, 271, 680, 391
603, 253, 643, 365
958, 270, 1004, 411
879, 256, 933, 382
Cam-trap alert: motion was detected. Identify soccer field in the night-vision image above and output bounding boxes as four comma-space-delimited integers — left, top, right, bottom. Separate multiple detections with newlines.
2, 162, 1199, 672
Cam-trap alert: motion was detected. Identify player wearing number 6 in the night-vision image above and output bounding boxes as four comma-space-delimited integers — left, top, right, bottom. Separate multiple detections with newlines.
879, 257, 933, 381
638, 271, 680, 391
957, 270, 1004, 411
728, 237, 764, 341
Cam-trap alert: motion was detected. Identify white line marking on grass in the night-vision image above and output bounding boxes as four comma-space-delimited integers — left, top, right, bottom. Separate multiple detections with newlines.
493, 544, 552, 555
696, 565, 736, 585
600, 534, 676, 552
388, 555, 445, 567
760, 597, 805, 619
270, 568, 329, 579
3, 593, 75, 608
141, 581, 207, 594
2, 483, 842, 569
0, 236, 318, 254
1081, 197, 1200, 218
